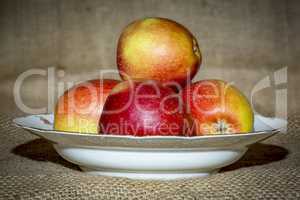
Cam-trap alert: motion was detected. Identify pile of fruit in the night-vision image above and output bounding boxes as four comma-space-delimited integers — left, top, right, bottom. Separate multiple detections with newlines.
54, 17, 253, 137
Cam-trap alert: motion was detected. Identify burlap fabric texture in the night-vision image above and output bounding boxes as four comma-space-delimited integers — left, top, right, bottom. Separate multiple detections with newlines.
0, 114, 299, 199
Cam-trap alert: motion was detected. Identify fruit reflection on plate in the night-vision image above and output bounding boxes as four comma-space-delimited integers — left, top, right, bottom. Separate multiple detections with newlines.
13, 114, 286, 180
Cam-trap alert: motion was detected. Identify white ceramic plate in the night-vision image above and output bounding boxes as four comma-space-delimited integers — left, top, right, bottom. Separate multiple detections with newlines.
13, 114, 287, 180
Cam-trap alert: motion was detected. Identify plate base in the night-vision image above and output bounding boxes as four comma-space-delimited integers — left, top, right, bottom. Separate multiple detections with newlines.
80, 166, 219, 180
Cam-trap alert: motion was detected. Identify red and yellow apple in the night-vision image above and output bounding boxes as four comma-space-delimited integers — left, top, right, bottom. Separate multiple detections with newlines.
181, 80, 253, 135
99, 80, 186, 136
117, 17, 201, 87
54, 79, 119, 134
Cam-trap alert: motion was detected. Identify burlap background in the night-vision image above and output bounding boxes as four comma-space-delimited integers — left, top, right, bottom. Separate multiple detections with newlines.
0, 0, 299, 117
0, 0, 300, 199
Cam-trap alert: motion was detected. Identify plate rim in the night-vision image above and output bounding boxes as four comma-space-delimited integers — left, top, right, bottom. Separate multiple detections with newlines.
13, 114, 282, 141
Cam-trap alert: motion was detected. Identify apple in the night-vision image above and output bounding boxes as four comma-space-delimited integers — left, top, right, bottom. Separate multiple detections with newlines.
181, 80, 254, 135
54, 79, 119, 134
117, 17, 201, 87
99, 80, 187, 136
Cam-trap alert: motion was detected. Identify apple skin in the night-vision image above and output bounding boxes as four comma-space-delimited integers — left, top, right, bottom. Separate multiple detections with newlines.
99, 81, 187, 136
54, 79, 119, 134
117, 17, 201, 87
181, 80, 254, 135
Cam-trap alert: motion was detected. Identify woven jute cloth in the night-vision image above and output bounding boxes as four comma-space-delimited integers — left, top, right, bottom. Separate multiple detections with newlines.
0, 114, 299, 199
